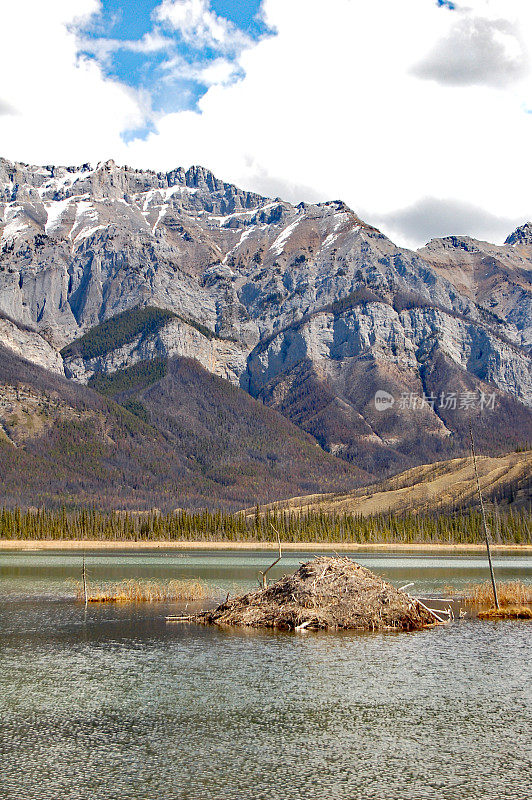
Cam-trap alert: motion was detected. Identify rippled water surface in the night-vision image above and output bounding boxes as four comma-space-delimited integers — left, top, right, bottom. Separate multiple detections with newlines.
1, 548, 531, 800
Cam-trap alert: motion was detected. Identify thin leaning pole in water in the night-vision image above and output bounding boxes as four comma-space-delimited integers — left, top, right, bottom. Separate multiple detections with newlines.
469, 422, 499, 609
257, 524, 283, 589
82, 550, 88, 608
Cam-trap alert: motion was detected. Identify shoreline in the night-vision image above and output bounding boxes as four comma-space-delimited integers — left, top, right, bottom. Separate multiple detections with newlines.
0, 539, 531, 553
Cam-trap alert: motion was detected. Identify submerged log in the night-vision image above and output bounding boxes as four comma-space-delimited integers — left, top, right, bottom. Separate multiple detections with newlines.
194, 556, 437, 632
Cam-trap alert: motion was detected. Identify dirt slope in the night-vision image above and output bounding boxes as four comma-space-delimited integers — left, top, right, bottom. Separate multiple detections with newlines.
257, 451, 532, 515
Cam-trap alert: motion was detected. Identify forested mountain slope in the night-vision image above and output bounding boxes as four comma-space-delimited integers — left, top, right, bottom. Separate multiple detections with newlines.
0, 347, 361, 509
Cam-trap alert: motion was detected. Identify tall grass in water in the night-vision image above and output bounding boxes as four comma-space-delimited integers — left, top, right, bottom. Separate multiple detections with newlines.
447, 580, 532, 619
76, 579, 208, 603
478, 606, 532, 619
465, 580, 532, 609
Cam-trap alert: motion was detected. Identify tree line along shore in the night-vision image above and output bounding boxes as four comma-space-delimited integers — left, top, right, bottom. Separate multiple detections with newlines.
0, 507, 530, 545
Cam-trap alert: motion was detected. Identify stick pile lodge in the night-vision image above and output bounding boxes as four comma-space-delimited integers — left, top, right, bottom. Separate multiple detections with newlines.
196, 556, 435, 631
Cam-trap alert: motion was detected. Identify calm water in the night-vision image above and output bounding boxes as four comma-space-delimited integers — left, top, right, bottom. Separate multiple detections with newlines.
0, 549, 531, 800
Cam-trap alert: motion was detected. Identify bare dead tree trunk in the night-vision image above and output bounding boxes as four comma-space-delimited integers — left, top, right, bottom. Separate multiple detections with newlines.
469, 422, 499, 609
82, 551, 88, 608
258, 525, 283, 589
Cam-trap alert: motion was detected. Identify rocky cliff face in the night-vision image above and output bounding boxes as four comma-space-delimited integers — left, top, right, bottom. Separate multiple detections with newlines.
64, 314, 248, 386
419, 233, 532, 350
1, 156, 531, 479
0, 313, 64, 375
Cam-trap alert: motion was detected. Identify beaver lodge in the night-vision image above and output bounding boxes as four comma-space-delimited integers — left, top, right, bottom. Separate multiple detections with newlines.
191, 557, 436, 632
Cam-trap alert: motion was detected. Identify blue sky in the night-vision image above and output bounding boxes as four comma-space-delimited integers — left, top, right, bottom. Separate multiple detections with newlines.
80, 0, 268, 127
90, 0, 264, 40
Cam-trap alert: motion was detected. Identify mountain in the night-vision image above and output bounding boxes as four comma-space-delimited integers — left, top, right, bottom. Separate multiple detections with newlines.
0, 346, 361, 510
256, 450, 532, 517
0, 156, 531, 492
419, 231, 532, 349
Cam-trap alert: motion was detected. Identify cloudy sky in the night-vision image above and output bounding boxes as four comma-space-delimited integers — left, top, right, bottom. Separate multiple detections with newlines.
1, 0, 531, 247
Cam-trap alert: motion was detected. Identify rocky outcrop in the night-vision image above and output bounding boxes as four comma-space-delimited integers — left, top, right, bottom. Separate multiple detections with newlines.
0, 315, 64, 375
505, 222, 532, 247
419, 232, 532, 350
64, 315, 247, 386
246, 302, 531, 404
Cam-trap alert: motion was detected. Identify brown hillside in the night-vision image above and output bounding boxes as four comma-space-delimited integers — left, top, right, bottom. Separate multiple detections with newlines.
256, 451, 532, 516
0, 348, 364, 510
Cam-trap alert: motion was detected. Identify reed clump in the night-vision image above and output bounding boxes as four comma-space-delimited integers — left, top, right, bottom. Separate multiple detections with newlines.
478, 606, 532, 620
466, 580, 532, 609
447, 580, 532, 619
77, 579, 208, 603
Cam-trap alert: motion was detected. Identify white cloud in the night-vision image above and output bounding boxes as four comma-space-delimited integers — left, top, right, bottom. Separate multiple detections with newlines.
155, 0, 250, 52
81, 31, 172, 66
2, 0, 532, 247
412, 15, 528, 87
157, 53, 240, 88
0, 0, 144, 164
0, 100, 18, 117
122, 0, 532, 246
372, 197, 522, 250
198, 57, 241, 87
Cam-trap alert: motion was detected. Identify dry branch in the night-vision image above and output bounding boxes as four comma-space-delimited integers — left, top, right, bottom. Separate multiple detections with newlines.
257, 525, 282, 589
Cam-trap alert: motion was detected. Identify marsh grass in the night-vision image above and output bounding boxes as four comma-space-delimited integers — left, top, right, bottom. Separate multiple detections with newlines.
478, 606, 532, 620
447, 581, 532, 619
466, 581, 532, 608
76, 578, 209, 603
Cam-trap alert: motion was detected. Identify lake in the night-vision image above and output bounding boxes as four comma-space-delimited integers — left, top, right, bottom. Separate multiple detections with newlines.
0, 548, 531, 800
